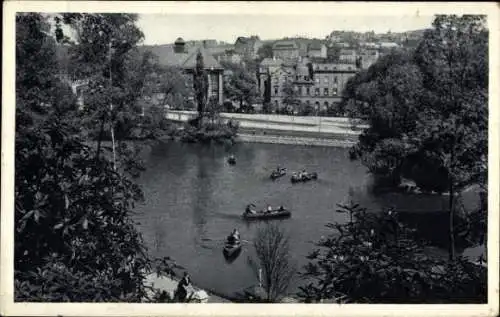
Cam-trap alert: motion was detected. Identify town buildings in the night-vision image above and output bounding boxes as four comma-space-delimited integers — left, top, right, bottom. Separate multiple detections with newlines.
214, 49, 244, 65
234, 36, 262, 60
258, 56, 358, 114
307, 42, 327, 58
272, 40, 300, 60
152, 37, 225, 105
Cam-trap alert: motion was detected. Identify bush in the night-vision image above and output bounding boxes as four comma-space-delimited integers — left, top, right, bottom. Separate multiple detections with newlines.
299, 202, 486, 303
179, 118, 239, 145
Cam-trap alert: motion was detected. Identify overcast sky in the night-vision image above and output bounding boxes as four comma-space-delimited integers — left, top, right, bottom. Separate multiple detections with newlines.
137, 14, 435, 45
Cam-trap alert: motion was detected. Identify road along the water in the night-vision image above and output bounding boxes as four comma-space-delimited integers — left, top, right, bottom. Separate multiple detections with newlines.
133, 141, 481, 300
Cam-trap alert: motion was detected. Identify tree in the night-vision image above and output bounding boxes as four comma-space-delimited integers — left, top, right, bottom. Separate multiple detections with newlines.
15, 13, 178, 302
250, 223, 296, 302
221, 61, 259, 112
282, 82, 300, 114
411, 15, 488, 260
299, 202, 486, 303
257, 43, 274, 60
342, 15, 488, 260
193, 50, 208, 127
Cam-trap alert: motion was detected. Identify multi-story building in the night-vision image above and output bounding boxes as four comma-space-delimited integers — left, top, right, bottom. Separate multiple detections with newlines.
339, 48, 357, 63
259, 56, 358, 114
234, 36, 262, 60
215, 49, 243, 65
155, 37, 224, 105
272, 40, 300, 60
307, 42, 327, 58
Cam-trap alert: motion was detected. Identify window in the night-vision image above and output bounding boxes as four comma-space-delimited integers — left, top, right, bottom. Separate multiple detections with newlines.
315, 78, 320, 84
306, 100, 310, 106
324, 77, 328, 83
296, 75, 299, 80
274, 86, 279, 95
323, 101, 329, 110
304, 76, 308, 80
306, 87, 310, 95
332, 88, 338, 96
315, 88, 320, 96
315, 101, 320, 110
334, 76, 338, 84
324, 88, 329, 96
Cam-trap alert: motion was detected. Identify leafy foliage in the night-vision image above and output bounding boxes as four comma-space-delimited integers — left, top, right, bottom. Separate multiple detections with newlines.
193, 51, 209, 126
257, 43, 274, 60
342, 15, 488, 259
299, 202, 486, 303
15, 13, 179, 302
281, 82, 301, 113
221, 61, 259, 110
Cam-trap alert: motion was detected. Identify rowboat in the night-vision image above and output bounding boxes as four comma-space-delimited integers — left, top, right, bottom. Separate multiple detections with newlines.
223, 241, 242, 259
291, 172, 318, 183
270, 168, 287, 180
227, 156, 236, 165
243, 208, 291, 220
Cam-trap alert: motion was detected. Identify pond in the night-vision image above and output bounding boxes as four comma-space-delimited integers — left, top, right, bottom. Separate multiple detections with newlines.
133, 141, 480, 298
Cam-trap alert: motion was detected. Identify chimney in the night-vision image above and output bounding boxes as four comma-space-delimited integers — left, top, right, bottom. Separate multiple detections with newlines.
203, 40, 207, 49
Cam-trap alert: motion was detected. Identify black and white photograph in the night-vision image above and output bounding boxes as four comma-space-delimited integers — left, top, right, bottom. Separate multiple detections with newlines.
1, 1, 498, 316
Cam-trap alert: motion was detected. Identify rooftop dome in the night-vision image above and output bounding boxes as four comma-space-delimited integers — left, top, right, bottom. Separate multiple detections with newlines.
175, 37, 185, 44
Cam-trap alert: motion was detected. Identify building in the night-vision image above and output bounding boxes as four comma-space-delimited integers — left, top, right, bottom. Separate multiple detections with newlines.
339, 48, 357, 63
358, 48, 380, 69
152, 37, 224, 105
307, 42, 327, 58
234, 36, 262, 60
215, 49, 243, 65
186, 39, 218, 48
272, 40, 300, 60
258, 57, 358, 114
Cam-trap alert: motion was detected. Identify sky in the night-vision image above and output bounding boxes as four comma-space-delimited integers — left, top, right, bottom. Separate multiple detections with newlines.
137, 14, 435, 45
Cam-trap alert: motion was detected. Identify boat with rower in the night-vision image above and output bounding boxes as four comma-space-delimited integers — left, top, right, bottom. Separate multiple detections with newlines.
291, 171, 318, 183
243, 205, 291, 220
223, 230, 242, 260
227, 155, 236, 165
270, 167, 287, 180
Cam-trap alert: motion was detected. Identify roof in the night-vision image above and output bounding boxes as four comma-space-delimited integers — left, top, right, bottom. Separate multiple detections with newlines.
182, 47, 223, 70
307, 42, 325, 51
272, 40, 299, 50
235, 36, 260, 45
144, 44, 223, 70
260, 57, 283, 67
340, 49, 356, 55
296, 64, 310, 76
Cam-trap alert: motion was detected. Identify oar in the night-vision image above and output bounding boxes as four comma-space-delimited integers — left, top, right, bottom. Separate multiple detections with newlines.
201, 237, 251, 244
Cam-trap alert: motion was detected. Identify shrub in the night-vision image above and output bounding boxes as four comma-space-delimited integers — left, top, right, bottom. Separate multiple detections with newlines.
299, 202, 486, 303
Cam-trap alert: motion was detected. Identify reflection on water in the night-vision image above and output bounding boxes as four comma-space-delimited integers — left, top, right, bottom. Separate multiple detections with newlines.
134, 141, 480, 298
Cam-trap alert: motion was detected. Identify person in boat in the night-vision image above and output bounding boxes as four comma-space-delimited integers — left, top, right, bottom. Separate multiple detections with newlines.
231, 228, 240, 241
245, 204, 256, 214
278, 205, 285, 211
229, 154, 235, 161
266, 204, 273, 213
301, 169, 307, 180
175, 272, 191, 302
